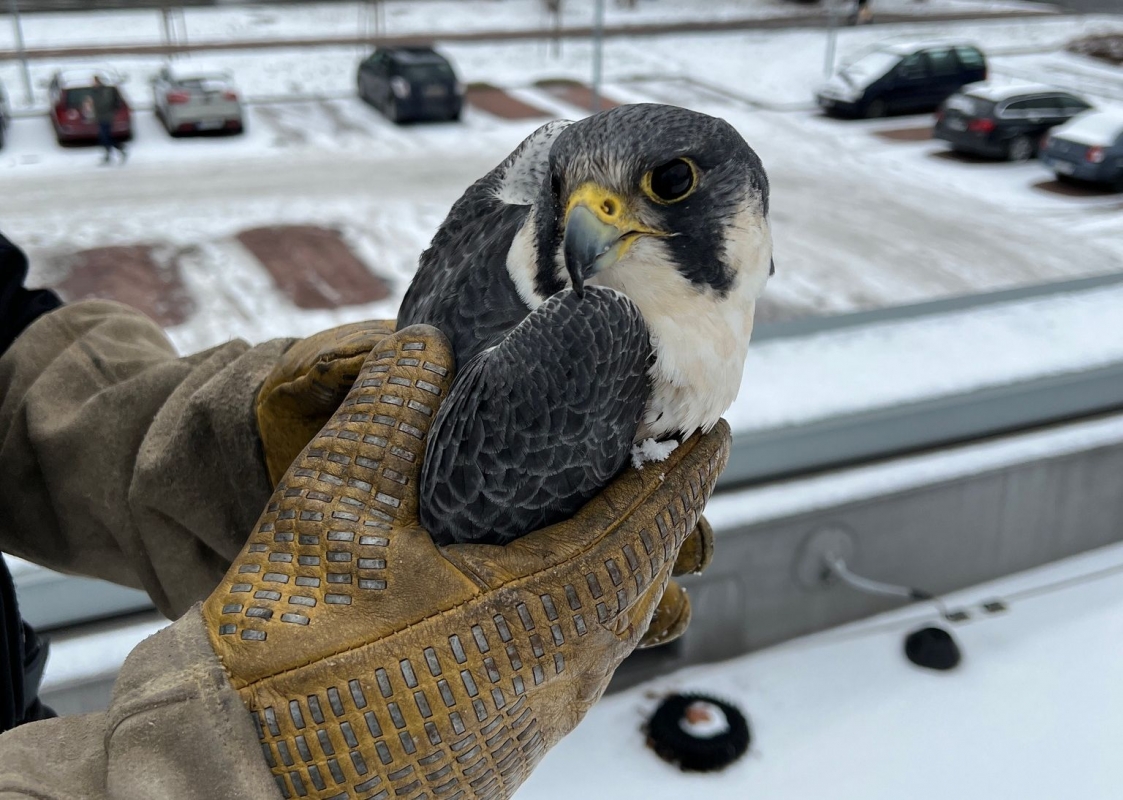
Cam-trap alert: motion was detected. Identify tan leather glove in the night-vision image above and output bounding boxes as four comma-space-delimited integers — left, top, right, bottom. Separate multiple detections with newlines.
257, 320, 398, 486
206, 324, 730, 800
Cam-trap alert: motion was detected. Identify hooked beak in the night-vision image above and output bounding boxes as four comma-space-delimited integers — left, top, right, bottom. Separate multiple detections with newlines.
562, 183, 664, 297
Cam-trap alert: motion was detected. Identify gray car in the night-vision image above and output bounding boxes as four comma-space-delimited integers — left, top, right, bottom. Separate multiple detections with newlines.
152, 66, 244, 136
1040, 110, 1123, 190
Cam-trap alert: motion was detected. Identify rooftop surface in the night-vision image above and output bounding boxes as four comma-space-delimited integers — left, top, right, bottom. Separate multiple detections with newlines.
521, 539, 1123, 799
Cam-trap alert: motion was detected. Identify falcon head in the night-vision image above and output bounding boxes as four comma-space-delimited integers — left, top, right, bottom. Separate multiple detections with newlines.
506, 104, 773, 309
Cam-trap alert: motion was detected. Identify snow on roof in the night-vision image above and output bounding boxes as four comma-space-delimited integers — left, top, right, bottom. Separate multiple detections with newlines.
521, 540, 1123, 800
54, 67, 121, 89
1051, 110, 1123, 147
724, 283, 1123, 436
877, 39, 981, 56
962, 81, 1067, 103
385, 47, 447, 64
705, 413, 1123, 530
165, 65, 234, 84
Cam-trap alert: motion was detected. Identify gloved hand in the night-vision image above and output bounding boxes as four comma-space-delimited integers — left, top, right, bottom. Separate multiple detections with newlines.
257, 320, 397, 486
205, 324, 730, 800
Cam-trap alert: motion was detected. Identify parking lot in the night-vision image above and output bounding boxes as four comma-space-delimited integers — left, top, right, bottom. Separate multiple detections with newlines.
2, 14, 1121, 355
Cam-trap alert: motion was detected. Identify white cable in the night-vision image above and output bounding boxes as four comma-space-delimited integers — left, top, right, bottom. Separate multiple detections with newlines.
825, 555, 951, 619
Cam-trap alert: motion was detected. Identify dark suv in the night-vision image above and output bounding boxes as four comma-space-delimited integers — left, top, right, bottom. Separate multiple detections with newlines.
357, 47, 464, 124
934, 83, 1092, 161
817, 43, 987, 118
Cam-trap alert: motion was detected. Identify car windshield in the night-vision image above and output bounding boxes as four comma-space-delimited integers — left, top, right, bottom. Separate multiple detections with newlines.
397, 62, 454, 82
840, 51, 900, 87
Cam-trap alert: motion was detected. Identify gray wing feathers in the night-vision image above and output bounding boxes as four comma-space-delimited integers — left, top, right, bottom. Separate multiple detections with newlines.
420, 287, 651, 545
398, 121, 573, 364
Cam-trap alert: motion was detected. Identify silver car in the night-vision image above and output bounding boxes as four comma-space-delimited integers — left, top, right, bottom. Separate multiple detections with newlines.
152, 66, 244, 136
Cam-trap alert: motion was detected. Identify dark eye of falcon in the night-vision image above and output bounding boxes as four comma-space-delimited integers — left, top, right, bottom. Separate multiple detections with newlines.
644, 158, 698, 204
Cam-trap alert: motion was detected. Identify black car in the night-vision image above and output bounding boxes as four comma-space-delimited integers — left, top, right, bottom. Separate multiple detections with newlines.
934, 83, 1092, 161
357, 47, 464, 124
817, 43, 987, 118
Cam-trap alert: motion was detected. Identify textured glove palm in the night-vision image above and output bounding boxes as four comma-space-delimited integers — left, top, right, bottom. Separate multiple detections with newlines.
205, 325, 730, 800
257, 320, 398, 487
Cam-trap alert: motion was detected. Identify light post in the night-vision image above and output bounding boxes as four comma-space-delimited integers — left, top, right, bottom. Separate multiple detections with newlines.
590, 0, 604, 112
824, 0, 842, 78
7, 0, 33, 106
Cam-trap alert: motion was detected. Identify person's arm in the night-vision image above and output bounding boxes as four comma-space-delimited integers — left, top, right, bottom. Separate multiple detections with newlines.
0, 298, 288, 618
0, 326, 728, 800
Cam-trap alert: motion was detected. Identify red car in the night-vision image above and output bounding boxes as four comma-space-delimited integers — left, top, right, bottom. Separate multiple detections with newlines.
48, 69, 132, 145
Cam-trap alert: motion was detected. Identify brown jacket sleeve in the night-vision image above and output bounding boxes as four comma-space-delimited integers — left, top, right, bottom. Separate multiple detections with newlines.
0, 608, 279, 800
0, 300, 292, 619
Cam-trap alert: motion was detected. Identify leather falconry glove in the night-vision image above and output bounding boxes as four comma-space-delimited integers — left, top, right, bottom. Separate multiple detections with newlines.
254, 317, 715, 585
203, 324, 731, 800
257, 319, 398, 486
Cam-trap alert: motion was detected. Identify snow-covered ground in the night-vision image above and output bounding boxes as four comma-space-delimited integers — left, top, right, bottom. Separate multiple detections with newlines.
521, 538, 1123, 800
3, 16, 1121, 430
3, 13, 1119, 112
0, 0, 1058, 55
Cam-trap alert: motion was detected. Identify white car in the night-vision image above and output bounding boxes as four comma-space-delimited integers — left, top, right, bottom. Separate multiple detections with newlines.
152, 66, 244, 136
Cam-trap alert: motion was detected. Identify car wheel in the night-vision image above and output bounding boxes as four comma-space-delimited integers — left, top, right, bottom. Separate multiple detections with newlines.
388, 98, 402, 124
1006, 135, 1034, 163
864, 98, 887, 119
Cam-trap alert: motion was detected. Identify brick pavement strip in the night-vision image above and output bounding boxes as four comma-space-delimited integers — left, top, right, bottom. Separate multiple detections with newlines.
237, 225, 391, 310
537, 80, 622, 112
465, 85, 551, 119
54, 244, 196, 327
0, 9, 1059, 62
874, 126, 933, 142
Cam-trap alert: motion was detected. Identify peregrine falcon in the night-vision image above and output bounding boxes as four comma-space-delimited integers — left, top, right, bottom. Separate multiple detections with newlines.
398, 103, 772, 545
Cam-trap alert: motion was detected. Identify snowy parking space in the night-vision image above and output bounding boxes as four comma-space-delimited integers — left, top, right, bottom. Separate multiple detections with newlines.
0, 14, 1120, 406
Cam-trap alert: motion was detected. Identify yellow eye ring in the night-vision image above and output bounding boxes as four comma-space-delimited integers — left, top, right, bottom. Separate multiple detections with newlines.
641, 157, 699, 205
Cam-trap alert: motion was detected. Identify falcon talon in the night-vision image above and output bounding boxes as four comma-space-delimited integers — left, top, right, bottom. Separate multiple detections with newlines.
398, 104, 771, 545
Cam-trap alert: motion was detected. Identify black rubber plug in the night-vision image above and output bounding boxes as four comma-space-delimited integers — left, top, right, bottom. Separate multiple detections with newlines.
644, 692, 750, 772
904, 625, 961, 671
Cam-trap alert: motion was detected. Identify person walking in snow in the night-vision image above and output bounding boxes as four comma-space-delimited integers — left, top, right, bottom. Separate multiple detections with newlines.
91, 75, 126, 165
